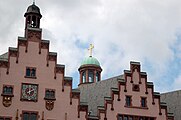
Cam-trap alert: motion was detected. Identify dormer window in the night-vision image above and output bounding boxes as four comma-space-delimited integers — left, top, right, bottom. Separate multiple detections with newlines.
25, 67, 36, 78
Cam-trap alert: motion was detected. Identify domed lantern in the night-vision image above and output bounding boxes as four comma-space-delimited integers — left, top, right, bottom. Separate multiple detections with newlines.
24, 2, 42, 29
78, 44, 102, 85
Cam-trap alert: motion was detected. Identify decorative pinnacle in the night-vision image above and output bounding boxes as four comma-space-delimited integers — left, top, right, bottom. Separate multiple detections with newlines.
88, 44, 94, 57
33, 0, 35, 4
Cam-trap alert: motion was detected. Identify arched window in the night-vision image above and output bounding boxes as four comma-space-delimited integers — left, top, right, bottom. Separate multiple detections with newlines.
27, 16, 31, 25
37, 18, 40, 28
82, 71, 86, 83
96, 72, 100, 82
88, 70, 94, 82
32, 16, 36, 27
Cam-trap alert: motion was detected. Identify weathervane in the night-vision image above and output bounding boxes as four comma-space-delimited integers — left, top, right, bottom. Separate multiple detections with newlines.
88, 44, 94, 57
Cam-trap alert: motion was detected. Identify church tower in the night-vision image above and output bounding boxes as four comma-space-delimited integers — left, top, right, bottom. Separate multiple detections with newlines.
78, 44, 102, 85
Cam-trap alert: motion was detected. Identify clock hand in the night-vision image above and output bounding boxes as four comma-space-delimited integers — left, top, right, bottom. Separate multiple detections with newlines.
27, 89, 35, 94
28, 87, 30, 94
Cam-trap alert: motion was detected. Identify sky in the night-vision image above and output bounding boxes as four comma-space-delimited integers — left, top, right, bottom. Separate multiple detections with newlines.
0, 0, 181, 93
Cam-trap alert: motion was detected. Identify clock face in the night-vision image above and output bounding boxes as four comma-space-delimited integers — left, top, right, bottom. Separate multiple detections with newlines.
21, 83, 38, 101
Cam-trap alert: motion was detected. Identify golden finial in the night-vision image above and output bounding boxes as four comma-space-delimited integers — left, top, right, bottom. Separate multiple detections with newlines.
88, 44, 94, 57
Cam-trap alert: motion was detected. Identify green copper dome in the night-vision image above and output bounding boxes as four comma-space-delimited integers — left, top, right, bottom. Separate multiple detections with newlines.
81, 56, 100, 67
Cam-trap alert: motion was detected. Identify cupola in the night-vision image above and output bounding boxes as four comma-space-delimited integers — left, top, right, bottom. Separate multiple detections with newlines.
78, 44, 102, 85
24, 2, 42, 30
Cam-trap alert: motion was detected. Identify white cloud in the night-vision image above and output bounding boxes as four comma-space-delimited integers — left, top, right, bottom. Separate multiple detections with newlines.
173, 75, 181, 90
0, 0, 181, 91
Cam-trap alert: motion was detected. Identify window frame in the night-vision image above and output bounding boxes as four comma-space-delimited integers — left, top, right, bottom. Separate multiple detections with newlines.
125, 95, 132, 107
44, 89, 56, 100
141, 97, 147, 108
1, 85, 14, 96
82, 71, 86, 83
117, 114, 156, 120
21, 111, 38, 120
96, 72, 100, 82
25, 67, 37, 79
0, 116, 12, 120
88, 70, 94, 82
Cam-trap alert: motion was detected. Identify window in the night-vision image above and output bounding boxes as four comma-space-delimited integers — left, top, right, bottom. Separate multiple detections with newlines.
118, 115, 155, 120
150, 118, 154, 120
96, 72, 100, 82
2, 85, 13, 95
25, 67, 36, 78
82, 71, 86, 83
22, 111, 38, 120
45, 89, 55, 100
128, 117, 133, 120
118, 116, 122, 120
124, 116, 128, 120
88, 70, 94, 82
32, 16, 37, 27
125, 96, 132, 107
139, 117, 143, 120
27, 16, 31, 25
0, 117, 11, 120
141, 97, 147, 107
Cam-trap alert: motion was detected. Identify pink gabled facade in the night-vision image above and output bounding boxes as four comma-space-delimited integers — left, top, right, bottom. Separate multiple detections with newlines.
98, 62, 170, 120
0, 3, 174, 120
0, 3, 86, 120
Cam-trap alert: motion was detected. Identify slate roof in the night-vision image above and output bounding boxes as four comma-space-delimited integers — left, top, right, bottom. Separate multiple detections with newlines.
0, 52, 8, 61
78, 75, 124, 116
161, 90, 181, 120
